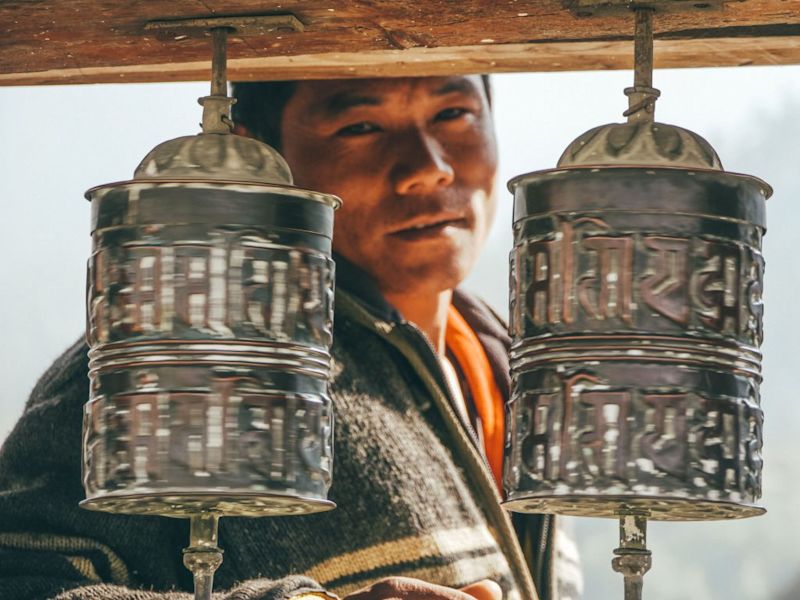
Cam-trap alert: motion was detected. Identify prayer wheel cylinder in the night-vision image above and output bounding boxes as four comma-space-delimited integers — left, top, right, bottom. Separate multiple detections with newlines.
81, 133, 341, 517
503, 122, 771, 520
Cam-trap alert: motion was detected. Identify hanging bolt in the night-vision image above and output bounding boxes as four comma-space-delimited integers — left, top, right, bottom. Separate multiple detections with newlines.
210, 27, 230, 98
183, 513, 224, 600
199, 26, 236, 134
623, 7, 660, 123
612, 513, 653, 600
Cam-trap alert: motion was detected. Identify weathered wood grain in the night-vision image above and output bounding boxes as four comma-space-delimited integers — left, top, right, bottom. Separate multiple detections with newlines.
0, 0, 798, 85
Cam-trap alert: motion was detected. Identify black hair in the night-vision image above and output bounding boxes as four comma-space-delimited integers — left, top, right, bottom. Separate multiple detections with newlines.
231, 75, 492, 151
231, 81, 297, 150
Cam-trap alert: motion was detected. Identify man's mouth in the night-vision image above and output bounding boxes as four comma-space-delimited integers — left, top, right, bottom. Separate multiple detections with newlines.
388, 216, 468, 241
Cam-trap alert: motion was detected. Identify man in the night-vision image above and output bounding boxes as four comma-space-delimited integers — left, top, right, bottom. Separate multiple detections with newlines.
0, 75, 579, 600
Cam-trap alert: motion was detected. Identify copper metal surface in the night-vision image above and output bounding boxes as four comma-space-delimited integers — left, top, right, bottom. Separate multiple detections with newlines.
82, 179, 339, 517
503, 166, 769, 520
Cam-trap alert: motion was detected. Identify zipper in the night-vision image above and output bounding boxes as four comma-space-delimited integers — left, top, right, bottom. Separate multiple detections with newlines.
536, 513, 553, 600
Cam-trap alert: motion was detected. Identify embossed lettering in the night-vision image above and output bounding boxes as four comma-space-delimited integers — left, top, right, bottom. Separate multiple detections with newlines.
520, 391, 560, 480
641, 237, 691, 325
578, 236, 634, 325
129, 248, 162, 332
691, 241, 741, 335
577, 390, 631, 480
88, 237, 334, 345
693, 397, 742, 492
641, 393, 689, 478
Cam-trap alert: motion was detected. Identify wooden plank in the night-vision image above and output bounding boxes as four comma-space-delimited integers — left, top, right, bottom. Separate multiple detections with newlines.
0, 0, 798, 85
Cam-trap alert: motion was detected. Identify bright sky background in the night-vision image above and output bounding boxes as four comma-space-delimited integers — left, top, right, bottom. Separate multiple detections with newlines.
2, 65, 800, 599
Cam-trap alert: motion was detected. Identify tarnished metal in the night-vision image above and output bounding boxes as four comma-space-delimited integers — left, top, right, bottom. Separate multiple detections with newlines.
559, 9, 722, 171
144, 14, 305, 40
505, 6, 771, 599
132, 133, 294, 184
612, 514, 652, 600
557, 121, 723, 170
82, 170, 340, 517
81, 27, 340, 600
183, 514, 223, 600
505, 6, 772, 523
199, 28, 235, 135
624, 8, 658, 123
503, 165, 770, 520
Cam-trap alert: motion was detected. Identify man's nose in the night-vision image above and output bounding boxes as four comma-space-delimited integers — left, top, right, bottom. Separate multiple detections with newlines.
391, 130, 455, 195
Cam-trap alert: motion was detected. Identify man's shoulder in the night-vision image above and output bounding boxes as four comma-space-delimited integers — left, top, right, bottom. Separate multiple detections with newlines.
0, 337, 88, 482
27, 336, 89, 410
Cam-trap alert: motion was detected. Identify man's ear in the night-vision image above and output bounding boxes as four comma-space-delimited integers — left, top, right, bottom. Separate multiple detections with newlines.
232, 123, 252, 138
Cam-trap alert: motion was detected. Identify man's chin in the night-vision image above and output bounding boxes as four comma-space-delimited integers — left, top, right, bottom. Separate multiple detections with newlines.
373, 259, 471, 298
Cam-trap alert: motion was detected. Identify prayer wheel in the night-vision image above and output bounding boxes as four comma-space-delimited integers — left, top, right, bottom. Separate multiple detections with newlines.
81, 111, 341, 519
503, 120, 771, 520
80, 29, 341, 599
503, 10, 774, 556
503, 8, 772, 598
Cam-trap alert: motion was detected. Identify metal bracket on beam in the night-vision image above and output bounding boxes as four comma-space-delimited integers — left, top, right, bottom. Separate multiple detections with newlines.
144, 14, 304, 41
564, 0, 726, 17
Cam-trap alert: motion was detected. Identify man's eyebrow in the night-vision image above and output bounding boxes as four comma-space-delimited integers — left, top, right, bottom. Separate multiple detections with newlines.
321, 92, 383, 115
433, 79, 480, 97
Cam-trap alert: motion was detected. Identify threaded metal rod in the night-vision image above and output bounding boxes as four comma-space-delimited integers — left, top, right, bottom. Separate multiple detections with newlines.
633, 8, 654, 90
210, 27, 228, 98
624, 7, 660, 123
199, 26, 235, 134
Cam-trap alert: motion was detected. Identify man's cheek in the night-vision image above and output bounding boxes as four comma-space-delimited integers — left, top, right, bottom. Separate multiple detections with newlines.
333, 214, 372, 252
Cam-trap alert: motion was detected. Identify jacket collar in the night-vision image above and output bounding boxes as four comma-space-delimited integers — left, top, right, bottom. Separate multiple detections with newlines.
334, 254, 403, 324
334, 253, 511, 399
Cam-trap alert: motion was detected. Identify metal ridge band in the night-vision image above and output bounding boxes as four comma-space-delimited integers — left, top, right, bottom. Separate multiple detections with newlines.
510, 167, 768, 228
87, 178, 341, 209
91, 185, 335, 236
88, 342, 332, 379
510, 335, 762, 377
501, 495, 764, 522
81, 492, 336, 518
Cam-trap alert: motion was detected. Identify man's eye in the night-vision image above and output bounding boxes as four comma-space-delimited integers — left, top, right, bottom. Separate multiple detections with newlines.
435, 107, 469, 121
336, 122, 381, 136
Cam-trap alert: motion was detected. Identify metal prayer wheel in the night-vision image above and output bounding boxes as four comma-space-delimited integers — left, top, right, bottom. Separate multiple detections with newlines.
80, 28, 340, 599
504, 153, 770, 520
503, 7, 772, 598
81, 36, 340, 520
82, 132, 340, 518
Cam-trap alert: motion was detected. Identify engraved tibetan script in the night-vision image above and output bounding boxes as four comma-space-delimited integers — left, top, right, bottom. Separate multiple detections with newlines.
88, 234, 334, 346
515, 217, 635, 328
513, 217, 764, 343
84, 375, 333, 491
640, 237, 691, 326
513, 372, 762, 499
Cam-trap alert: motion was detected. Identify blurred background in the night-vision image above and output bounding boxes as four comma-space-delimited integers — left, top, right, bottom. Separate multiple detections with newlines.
1, 66, 799, 598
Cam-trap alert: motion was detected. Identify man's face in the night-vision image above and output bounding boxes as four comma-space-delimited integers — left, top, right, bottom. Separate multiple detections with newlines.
280, 76, 498, 297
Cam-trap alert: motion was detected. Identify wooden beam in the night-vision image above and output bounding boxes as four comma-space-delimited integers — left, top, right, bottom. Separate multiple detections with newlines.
1, 0, 798, 86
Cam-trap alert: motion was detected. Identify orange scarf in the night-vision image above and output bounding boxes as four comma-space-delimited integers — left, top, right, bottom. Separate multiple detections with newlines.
445, 305, 505, 491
